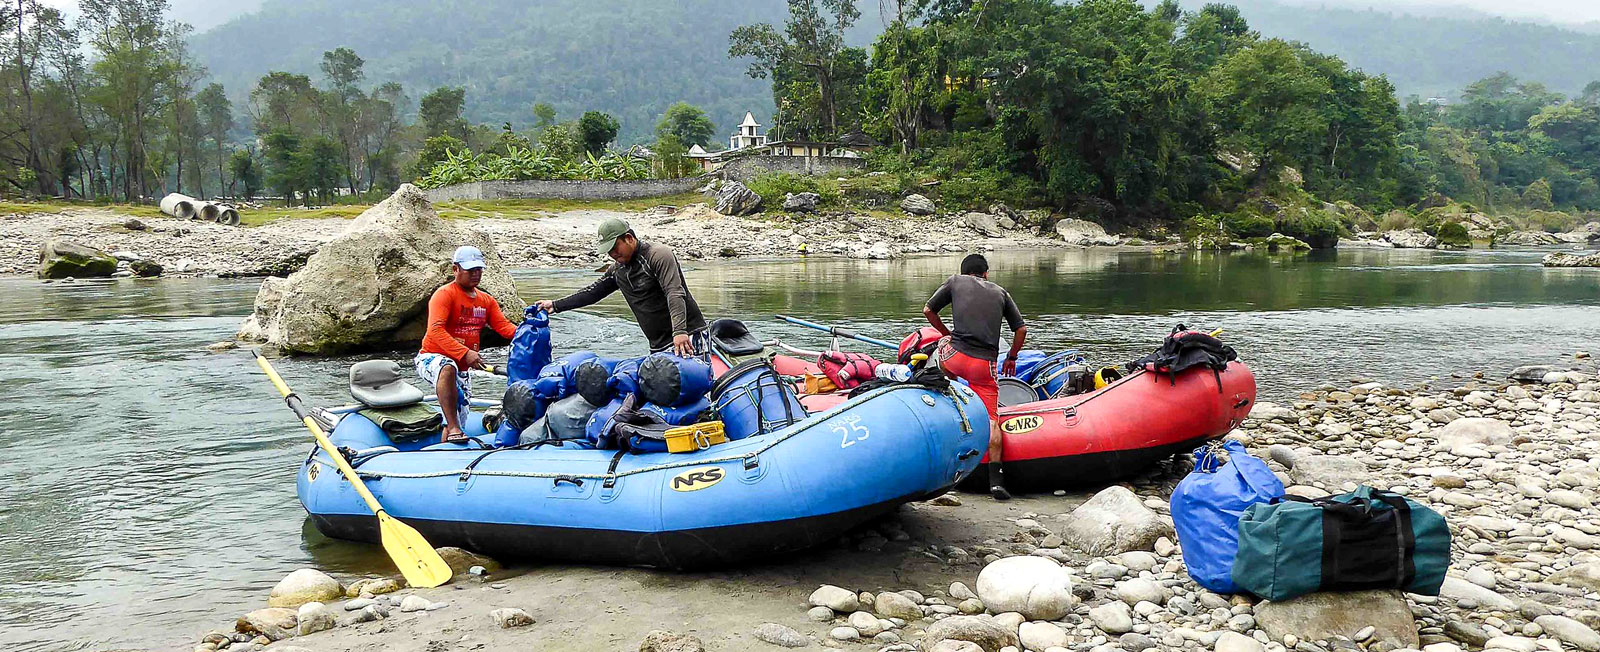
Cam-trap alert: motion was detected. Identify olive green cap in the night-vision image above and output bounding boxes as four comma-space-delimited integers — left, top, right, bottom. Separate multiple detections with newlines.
595, 217, 631, 256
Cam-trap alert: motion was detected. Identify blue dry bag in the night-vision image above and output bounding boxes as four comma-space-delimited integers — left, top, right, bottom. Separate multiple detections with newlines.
533, 351, 598, 400
709, 359, 807, 440
505, 307, 552, 386
606, 357, 647, 400
1170, 440, 1285, 594
638, 353, 715, 407
1010, 350, 1048, 380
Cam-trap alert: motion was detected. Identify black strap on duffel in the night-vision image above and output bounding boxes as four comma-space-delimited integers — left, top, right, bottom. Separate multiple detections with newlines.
1285, 489, 1417, 591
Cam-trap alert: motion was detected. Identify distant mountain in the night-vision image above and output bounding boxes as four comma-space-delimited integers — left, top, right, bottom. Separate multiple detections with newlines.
192, 0, 886, 144
1171, 0, 1600, 98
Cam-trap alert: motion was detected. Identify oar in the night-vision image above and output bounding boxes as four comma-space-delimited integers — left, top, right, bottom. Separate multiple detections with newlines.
774, 314, 896, 350
253, 351, 453, 589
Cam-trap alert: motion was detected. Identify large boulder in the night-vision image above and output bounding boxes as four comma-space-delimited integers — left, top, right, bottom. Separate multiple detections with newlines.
268, 568, 343, 608
1509, 365, 1556, 383
901, 193, 936, 215
437, 546, 502, 576
1060, 485, 1174, 556
1383, 229, 1437, 249
715, 181, 762, 216
1287, 454, 1368, 490
1500, 230, 1561, 246
1435, 418, 1513, 454
236, 184, 522, 355
959, 212, 1005, 238
37, 239, 117, 279
974, 556, 1074, 620
1549, 562, 1600, 592
1544, 251, 1600, 267
1054, 218, 1120, 246
1555, 221, 1600, 243
1255, 590, 1418, 649
782, 192, 820, 213
919, 615, 1021, 652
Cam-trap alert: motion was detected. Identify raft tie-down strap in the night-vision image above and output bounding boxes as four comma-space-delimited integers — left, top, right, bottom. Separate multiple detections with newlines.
335, 384, 946, 483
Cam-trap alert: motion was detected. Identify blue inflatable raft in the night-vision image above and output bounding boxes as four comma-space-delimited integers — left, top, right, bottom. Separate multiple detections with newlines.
297, 383, 987, 569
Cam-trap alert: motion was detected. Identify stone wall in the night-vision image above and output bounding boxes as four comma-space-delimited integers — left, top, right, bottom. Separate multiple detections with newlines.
717, 155, 867, 183
422, 177, 707, 203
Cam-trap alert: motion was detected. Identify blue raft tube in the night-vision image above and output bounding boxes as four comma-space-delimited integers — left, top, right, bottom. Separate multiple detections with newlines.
297, 367, 988, 570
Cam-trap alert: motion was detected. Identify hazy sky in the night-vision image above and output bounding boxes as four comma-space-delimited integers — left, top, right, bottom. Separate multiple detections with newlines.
35, 0, 1600, 32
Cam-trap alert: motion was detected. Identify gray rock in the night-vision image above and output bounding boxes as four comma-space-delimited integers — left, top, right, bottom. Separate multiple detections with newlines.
1544, 251, 1600, 268
1255, 590, 1418, 649
782, 192, 820, 213
1435, 418, 1513, 453
808, 606, 834, 622
640, 630, 707, 652
928, 641, 984, 652
951, 582, 978, 601
236, 185, 523, 354
901, 194, 936, 215
268, 569, 342, 609
1216, 631, 1265, 652
975, 555, 1074, 620
715, 181, 763, 216
1060, 485, 1174, 556
123, 217, 147, 230
1443, 620, 1490, 647
1500, 230, 1561, 246
810, 584, 859, 612
1508, 365, 1556, 383
1089, 602, 1135, 634
37, 239, 117, 279
1383, 229, 1437, 249
129, 259, 164, 277
398, 595, 431, 612
960, 212, 1005, 238
1547, 489, 1593, 509
920, 615, 1021, 652
1020, 621, 1070, 650
1288, 454, 1368, 488
850, 610, 885, 637
1549, 562, 1600, 592
490, 607, 533, 628
1120, 632, 1158, 652
1534, 616, 1600, 652
754, 623, 810, 648
1054, 218, 1120, 246
295, 602, 335, 635
234, 608, 298, 642
1115, 578, 1167, 606
876, 590, 924, 620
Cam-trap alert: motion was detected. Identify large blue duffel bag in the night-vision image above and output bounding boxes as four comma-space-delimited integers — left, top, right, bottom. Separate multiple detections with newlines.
532, 351, 598, 400
638, 353, 715, 407
709, 359, 807, 440
1170, 440, 1284, 594
504, 307, 552, 386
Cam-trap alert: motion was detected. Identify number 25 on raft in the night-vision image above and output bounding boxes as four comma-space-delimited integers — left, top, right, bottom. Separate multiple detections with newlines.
835, 416, 869, 448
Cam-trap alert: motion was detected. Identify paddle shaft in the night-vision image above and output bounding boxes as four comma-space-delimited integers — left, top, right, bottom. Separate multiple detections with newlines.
774, 314, 895, 349
254, 353, 391, 517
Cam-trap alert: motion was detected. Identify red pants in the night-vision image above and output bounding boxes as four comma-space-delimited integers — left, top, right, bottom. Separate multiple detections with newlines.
940, 343, 999, 419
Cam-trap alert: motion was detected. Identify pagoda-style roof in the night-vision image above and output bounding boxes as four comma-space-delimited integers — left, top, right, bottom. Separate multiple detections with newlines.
739, 112, 760, 128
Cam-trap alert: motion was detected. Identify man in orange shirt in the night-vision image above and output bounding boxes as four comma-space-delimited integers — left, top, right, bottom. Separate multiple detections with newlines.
416, 246, 517, 442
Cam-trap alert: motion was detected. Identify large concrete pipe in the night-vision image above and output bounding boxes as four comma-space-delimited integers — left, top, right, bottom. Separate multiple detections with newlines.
211, 202, 240, 226
159, 193, 198, 220
195, 201, 221, 222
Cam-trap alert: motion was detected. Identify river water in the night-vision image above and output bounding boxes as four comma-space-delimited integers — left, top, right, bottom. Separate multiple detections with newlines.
2, 247, 1596, 651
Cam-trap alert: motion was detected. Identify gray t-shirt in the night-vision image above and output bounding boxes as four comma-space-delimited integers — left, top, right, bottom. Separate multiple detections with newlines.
925, 274, 1025, 361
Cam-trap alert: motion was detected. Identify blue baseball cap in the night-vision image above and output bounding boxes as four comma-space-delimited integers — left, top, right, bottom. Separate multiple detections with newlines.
452, 245, 486, 270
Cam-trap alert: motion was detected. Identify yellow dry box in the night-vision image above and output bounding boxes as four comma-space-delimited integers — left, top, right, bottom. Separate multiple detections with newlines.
664, 421, 729, 453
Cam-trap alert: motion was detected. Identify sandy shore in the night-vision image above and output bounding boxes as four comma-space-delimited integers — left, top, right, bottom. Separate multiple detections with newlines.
2, 202, 1079, 279
184, 362, 1600, 652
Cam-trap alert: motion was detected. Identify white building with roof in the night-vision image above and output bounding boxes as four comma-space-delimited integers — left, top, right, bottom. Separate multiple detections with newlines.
729, 112, 767, 151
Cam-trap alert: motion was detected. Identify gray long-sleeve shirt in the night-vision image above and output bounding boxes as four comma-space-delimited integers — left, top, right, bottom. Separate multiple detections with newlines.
552, 240, 707, 351
926, 273, 1025, 361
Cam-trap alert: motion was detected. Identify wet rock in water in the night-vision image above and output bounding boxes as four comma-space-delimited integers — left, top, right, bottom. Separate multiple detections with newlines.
715, 181, 763, 216
1435, 417, 1513, 453
1088, 602, 1134, 634
235, 607, 298, 641
1500, 230, 1561, 246
235, 185, 523, 355
1216, 631, 1265, 652
875, 590, 923, 620
1054, 218, 1120, 246
920, 615, 1021, 652
267, 569, 343, 608
901, 194, 936, 215
1383, 229, 1437, 249
782, 192, 820, 213
1060, 485, 1174, 556
129, 259, 163, 277
1019, 621, 1069, 650
975, 556, 1074, 620
640, 629, 707, 652
1508, 365, 1555, 383
398, 595, 431, 612
436, 546, 502, 576
1254, 590, 1418, 649
1534, 616, 1600, 651
490, 607, 533, 628
1543, 251, 1600, 267
810, 584, 859, 612
960, 212, 1004, 238
37, 239, 117, 279
754, 622, 810, 647
295, 602, 335, 635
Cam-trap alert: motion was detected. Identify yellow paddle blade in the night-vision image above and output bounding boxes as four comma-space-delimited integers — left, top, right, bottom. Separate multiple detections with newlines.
378, 511, 453, 589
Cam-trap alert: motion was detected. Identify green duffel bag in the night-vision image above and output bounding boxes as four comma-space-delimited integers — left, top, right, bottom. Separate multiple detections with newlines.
1232, 485, 1451, 601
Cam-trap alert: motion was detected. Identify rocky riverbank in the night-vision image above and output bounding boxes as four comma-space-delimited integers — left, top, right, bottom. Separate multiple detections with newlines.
182, 356, 1600, 652
1, 197, 1091, 279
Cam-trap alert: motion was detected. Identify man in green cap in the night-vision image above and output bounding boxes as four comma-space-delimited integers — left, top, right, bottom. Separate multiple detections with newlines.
535, 218, 707, 355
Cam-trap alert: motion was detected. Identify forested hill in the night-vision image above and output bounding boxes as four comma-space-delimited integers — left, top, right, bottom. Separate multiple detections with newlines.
1176, 0, 1600, 98
191, 0, 851, 143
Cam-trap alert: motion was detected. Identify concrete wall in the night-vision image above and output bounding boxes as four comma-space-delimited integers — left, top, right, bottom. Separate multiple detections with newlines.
423, 176, 707, 203
718, 155, 867, 183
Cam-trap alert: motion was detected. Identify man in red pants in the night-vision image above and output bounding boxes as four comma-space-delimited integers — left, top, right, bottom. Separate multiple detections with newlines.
923, 254, 1028, 500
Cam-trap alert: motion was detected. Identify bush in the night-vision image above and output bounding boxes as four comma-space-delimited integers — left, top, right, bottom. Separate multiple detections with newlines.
838, 173, 907, 207
1523, 209, 1577, 233
1377, 210, 1414, 232
745, 173, 840, 209
1222, 211, 1275, 238
1436, 221, 1471, 246
1275, 210, 1342, 249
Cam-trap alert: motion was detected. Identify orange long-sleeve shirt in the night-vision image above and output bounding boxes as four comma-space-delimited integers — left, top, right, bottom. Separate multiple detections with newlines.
419, 282, 517, 364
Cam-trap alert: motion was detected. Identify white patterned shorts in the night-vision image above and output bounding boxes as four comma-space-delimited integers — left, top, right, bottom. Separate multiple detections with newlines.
414, 353, 470, 424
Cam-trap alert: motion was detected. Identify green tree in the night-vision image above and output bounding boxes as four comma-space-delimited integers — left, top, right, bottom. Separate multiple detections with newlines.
195, 83, 232, 195
1523, 178, 1554, 209
652, 134, 697, 178
419, 86, 469, 140
262, 128, 303, 205
229, 147, 261, 199
540, 122, 583, 160
578, 111, 620, 155
1204, 39, 1332, 184
532, 102, 557, 130
729, 0, 861, 137
655, 102, 716, 147
412, 134, 465, 179
300, 135, 346, 204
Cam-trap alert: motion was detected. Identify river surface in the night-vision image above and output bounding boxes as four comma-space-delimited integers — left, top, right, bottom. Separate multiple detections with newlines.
2, 247, 1596, 651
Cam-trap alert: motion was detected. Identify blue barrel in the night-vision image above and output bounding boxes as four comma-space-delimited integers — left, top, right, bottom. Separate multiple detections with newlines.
1029, 351, 1086, 400
709, 359, 808, 440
